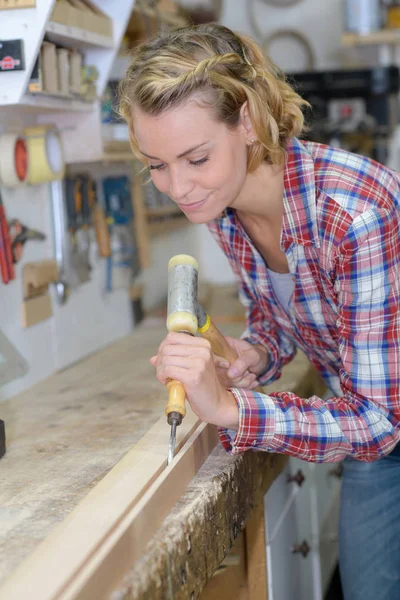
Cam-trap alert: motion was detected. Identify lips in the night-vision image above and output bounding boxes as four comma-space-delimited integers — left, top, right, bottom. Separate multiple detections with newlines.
178, 192, 212, 212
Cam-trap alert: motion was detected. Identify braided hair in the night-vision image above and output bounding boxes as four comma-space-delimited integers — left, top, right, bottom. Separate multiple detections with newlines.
118, 23, 309, 170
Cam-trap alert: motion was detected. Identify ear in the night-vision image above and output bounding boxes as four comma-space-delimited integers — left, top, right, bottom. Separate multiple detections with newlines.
239, 101, 256, 142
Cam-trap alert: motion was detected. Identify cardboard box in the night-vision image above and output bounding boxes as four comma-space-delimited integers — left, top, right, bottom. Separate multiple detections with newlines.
57, 47, 69, 95
50, 0, 112, 38
69, 0, 112, 37
41, 41, 58, 94
50, 0, 76, 27
69, 49, 82, 95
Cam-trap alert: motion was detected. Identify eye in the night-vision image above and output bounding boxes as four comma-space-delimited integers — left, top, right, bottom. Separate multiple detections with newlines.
189, 157, 209, 167
148, 163, 166, 171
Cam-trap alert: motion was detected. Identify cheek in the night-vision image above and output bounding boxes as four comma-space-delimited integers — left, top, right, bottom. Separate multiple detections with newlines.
150, 172, 169, 194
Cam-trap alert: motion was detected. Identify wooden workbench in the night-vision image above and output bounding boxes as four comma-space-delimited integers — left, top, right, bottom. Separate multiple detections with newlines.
0, 309, 324, 598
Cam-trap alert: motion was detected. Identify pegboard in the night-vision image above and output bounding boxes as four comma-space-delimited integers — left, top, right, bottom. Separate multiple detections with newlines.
0, 0, 36, 9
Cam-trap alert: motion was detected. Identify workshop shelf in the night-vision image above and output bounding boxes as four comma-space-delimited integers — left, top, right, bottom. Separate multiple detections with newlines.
45, 21, 114, 50
342, 29, 400, 46
18, 92, 94, 113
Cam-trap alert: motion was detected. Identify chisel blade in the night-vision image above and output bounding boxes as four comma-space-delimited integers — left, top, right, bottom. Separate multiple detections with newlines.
167, 420, 177, 465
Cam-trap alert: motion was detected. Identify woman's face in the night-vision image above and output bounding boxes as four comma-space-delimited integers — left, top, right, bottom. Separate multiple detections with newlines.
132, 97, 250, 224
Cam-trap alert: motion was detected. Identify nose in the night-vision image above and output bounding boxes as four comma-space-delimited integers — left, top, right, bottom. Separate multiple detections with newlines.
168, 167, 194, 203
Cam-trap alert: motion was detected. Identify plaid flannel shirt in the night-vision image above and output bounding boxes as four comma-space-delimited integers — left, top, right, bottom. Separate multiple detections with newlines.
207, 137, 400, 462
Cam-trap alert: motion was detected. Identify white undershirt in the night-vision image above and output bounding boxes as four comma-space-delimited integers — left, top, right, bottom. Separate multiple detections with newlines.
267, 268, 295, 313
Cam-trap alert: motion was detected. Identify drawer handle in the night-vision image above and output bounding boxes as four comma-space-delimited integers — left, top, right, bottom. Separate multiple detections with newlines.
287, 469, 305, 487
328, 464, 343, 479
291, 540, 310, 558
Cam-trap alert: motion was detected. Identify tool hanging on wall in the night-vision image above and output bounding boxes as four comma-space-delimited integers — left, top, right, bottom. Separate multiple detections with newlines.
65, 175, 90, 285
92, 180, 111, 259
50, 179, 70, 305
0, 190, 15, 284
0, 134, 29, 188
77, 174, 94, 273
8, 219, 46, 264
102, 176, 139, 292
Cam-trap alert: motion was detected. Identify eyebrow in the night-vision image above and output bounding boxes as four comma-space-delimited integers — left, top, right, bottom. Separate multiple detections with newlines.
139, 142, 209, 161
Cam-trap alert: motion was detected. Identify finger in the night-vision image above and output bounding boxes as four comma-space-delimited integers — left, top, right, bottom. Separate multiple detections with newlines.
150, 355, 157, 366
213, 353, 230, 369
227, 354, 259, 379
158, 357, 209, 386
165, 332, 211, 349
229, 370, 257, 385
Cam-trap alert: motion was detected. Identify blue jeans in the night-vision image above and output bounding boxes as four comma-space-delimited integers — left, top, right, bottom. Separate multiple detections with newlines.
339, 444, 400, 600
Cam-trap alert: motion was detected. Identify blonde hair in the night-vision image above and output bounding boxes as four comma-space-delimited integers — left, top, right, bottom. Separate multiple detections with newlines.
118, 23, 310, 170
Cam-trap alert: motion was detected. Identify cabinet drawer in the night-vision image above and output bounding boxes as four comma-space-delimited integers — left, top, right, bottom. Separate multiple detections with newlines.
266, 494, 315, 600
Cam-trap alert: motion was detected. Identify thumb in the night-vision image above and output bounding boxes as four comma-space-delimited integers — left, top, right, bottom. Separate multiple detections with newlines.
150, 355, 157, 366
227, 357, 250, 379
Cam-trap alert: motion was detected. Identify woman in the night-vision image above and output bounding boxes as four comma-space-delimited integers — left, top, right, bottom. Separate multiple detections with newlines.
119, 23, 400, 600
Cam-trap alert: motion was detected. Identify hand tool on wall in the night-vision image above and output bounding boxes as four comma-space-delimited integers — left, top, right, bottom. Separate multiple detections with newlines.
79, 174, 92, 273
8, 219, 46, 264
166, 254, 241, 464
65, 175, 90, 284
102, 176, 136, 292
50, 179, 70, 305
0, 190, 15, 284
92, 183, 111, 259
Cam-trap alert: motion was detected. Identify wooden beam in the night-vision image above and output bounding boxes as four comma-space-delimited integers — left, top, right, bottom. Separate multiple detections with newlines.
0, 409, 219, 600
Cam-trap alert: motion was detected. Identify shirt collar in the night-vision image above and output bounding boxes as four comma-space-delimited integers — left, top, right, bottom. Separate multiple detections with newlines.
282, 137, 319, 250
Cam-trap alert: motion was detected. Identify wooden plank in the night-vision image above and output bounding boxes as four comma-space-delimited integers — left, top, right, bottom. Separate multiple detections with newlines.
0, 408, 219, 600
245, 503, 268, 600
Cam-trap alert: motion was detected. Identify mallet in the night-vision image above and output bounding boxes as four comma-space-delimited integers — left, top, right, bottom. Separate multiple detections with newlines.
165, 254, 241, 464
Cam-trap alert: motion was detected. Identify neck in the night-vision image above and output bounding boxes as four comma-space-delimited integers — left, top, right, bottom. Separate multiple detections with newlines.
231, 161, 284, 225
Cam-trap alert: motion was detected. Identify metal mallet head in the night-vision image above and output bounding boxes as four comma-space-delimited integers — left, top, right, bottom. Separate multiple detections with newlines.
167, 254, 199, 335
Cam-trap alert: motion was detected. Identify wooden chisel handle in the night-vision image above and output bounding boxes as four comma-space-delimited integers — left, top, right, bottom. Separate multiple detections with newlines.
199, 316, 264, 393
199, 318, 238, 363
165, 379, 186, 420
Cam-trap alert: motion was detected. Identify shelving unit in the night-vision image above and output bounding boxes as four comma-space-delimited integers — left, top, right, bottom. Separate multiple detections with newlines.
18, 92, 93, 112
342, 29, 400, 47
0, 1, 135, 108
45, 20, 114, 50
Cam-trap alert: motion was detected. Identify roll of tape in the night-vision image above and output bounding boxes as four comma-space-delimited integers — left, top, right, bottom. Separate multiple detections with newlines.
24, 126, 66, 185
0, 133, 29, 188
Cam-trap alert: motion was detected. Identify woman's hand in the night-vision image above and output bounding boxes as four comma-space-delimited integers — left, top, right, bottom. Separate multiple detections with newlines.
150, 332, 239, 429
214, 336, 269, 390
